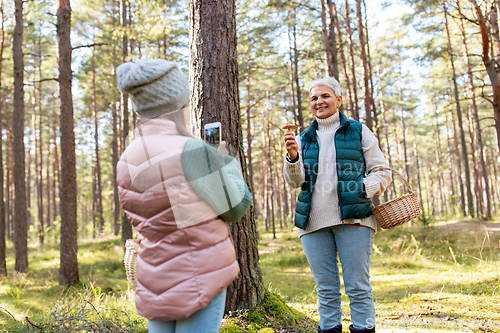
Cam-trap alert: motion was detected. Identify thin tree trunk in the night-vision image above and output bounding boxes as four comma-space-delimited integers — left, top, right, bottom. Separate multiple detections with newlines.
412, 119, 424, 218
345, 0, 359, 120
37, 68, 44, 246
288, 26, 298, 128
433, 99, 447, 215
13, 0, 28, 272
356, 0, 373, 129
398, 69, 409, 181
444, 111, 456, 214
0, 0, 6, 275
445, 2, 474, 217
120, 0, 132, 246
449, 103, 466, 216
466, 103, 482, 217
332, 0, 354, 116
58, 0, 79, 285
292, 9, 304, 131
267, 115, 276, 239
363, 0, 378, 136
6, 129, 11, 239
458, 1, 492, 218
92, 46, 104, 234
376, 67, 396, 199
112, 82, 120, 236
188, 0, 264, 312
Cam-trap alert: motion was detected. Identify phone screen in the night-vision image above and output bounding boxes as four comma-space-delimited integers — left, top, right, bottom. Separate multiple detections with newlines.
204, 125, 220, 147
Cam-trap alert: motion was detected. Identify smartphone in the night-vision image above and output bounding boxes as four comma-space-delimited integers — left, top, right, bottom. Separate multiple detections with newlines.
204, 122, 221, 147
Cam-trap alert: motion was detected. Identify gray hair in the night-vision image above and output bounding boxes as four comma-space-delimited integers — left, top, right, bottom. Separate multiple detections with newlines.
308, 77, 342, 97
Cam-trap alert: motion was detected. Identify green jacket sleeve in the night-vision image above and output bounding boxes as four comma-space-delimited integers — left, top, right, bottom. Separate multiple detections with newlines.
181, 139, 252, 222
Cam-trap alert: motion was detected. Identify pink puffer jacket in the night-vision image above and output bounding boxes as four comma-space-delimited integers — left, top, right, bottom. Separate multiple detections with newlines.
117, 118, 239, 321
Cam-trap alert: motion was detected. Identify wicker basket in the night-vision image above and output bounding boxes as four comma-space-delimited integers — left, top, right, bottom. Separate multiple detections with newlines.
371, 167, 421, 229
124, 239, 139, 286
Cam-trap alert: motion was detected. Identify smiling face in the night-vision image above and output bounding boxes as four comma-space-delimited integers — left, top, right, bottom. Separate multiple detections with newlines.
309, 85, 342, 119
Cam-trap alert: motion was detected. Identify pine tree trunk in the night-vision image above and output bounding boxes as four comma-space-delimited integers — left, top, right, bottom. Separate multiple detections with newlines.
0, 0, 6, 275
466, 104, 482, 217
92, 47, 104, 234
188, 0, 264, 312
332, 1, 354, 117
356, 0, 372, 129
57, 0, 79, 285
288, 26, 298, 128
13, 0, 28, 272
376, 67, 396, 199
120, 0, 132, 246
458, 1, 492, 218
37, 71, 44, 246
320, 0, 338, 78
448, 105, 466, 216
444, 3, 474, 217
345, 0, 359, 120
6, 129, 11, 239
433, 99, 447, 215
266, 110, 275, 239
445, 112, 457, 214
468, 0, 500, 163
292, 9, 305, 132
112, 92, 120, 236
398, 69, 409, 181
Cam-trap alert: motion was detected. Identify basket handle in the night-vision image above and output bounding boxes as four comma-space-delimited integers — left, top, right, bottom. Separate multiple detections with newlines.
368, 166, 415, 194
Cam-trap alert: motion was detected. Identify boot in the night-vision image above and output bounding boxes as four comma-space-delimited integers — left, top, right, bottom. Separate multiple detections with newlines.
317, 324, 342, 333
349, 324, 375, 333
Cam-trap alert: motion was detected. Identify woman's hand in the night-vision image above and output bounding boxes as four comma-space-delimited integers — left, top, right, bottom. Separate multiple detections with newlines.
284, 132, 298, 160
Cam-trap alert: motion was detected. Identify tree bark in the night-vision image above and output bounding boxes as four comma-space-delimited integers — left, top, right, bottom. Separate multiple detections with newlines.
332, 1, 354, 117
345, 0, 359, 120
188, 0, 264, 312
292, 9, 305, 132
120, 0, 132, 246
57, 0, 79, 285
13, 0, 28, 273
458, 0, 492, 218
92, 46, 104, 234
444, 3, 474, 216
320, 0, 338, 78
376, 67, 396, 199
398, 68, 409, 182
356, 0, 372, 129
0, 0, 6, 275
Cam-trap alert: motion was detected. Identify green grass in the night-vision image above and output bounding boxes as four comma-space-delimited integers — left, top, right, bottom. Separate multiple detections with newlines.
1, 217, 500, 332
258, 218, 500, 332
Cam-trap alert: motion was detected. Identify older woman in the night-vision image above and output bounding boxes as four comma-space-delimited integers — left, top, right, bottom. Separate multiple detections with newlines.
283, 77, 391, 333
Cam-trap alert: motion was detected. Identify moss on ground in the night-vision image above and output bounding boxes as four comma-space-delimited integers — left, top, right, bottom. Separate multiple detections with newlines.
221, 289, 317, 333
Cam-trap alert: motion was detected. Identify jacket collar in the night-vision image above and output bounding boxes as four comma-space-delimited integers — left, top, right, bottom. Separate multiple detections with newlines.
303, 112, 349, 140
339, 111, 350, 128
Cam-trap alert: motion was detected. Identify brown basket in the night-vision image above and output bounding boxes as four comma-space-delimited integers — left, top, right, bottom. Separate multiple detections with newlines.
371, 167, 421, 229
124, 239, 139, 286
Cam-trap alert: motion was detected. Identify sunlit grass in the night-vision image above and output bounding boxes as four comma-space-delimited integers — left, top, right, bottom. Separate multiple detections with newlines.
1, 216, 499, 332
258, 216, 500, 332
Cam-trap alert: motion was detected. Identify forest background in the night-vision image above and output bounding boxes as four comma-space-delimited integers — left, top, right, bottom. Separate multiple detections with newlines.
0, 0, 500, 331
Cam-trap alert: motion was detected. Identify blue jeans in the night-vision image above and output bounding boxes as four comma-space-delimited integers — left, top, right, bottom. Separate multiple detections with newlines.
301, 225, 375, 330
148, 290, 227, 333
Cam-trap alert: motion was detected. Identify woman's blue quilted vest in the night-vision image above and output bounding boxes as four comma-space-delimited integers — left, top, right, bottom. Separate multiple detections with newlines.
294, 112, 372, 230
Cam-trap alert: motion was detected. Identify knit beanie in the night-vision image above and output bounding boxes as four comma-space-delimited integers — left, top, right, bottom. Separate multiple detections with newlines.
116, 59, 190, 119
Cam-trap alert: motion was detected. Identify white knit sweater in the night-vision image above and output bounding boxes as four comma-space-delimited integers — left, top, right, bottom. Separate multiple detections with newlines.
283, 112, 392, 236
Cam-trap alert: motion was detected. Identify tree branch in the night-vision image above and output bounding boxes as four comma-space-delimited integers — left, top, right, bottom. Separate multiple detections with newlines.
72, 43, 107, 50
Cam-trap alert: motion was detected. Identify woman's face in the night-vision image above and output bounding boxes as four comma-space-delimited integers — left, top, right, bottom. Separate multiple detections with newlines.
309, 85, 342, 119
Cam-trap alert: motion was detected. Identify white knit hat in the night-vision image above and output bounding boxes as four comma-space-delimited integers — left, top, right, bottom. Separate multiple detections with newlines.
116, 59, 190, 119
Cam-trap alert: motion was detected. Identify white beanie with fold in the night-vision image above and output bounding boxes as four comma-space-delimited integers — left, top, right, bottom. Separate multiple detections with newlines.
116, 59, 190, 119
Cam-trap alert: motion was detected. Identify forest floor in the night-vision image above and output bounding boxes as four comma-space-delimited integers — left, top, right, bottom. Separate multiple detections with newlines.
0, 217, 499, 332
